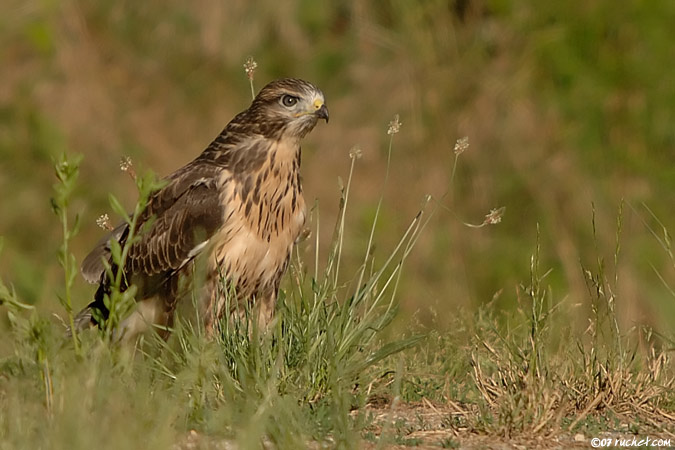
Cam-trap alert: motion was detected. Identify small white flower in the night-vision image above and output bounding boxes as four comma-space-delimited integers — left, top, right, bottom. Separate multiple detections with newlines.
120, 156, 136, 180
120, 156, 132, 172
463, 206, 505, 228
96, 214, 114, 231
483, 207, 505, 225
387, 114, 401, 135
454, 136, 469, 155
243, 56, 258, 80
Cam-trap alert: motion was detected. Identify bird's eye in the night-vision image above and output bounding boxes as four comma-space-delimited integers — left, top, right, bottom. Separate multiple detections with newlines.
280, 95, 298, 107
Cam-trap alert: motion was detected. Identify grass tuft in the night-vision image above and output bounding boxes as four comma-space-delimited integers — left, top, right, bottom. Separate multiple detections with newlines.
0, 129, 672, 449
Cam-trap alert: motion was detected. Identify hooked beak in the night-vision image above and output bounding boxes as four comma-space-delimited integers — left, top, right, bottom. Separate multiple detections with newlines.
315, 104, 329, 123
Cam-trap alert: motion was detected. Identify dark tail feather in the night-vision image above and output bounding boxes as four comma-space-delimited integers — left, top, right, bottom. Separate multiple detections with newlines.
65, 284, 110, 337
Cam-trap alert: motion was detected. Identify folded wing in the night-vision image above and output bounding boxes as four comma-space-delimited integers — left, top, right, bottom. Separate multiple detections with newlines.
81, 162, 225, 283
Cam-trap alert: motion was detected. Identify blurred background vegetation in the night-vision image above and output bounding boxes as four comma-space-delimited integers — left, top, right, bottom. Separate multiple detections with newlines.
1, 0, 674, 336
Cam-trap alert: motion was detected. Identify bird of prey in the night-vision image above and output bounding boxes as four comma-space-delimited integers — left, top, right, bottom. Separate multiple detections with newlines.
73, 78, 328, 341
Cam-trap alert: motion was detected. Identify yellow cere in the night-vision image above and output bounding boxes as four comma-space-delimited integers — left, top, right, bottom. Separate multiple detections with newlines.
294, 98, 324, 118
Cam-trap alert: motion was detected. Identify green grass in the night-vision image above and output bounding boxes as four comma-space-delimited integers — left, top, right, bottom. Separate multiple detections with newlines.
2, 2, 675, 447
1, 137, 674, 448
0, 136, 432, 447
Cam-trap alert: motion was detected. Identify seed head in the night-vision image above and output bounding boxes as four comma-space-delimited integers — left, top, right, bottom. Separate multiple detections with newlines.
120, 156, 137, 180
120, 156, 132, 172
387, 114, 401, 135
349, 145, 362, 160
243, 56, 258, 81
463, 206, 505, 228
483, 207, 505, 225
96, 214, 114, 231
454, 136, 469, 155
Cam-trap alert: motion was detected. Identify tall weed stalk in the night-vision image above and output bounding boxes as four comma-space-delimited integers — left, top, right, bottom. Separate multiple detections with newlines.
51, 152, 83, 353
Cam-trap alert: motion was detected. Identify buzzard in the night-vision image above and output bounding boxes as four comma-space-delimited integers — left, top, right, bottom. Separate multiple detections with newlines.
74, 78, 328, 341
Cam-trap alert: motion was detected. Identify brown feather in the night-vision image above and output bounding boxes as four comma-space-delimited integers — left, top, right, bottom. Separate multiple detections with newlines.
75, 78, 327, 340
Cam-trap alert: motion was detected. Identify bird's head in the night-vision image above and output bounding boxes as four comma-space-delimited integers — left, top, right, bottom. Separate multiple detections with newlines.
248, 78, 329, 140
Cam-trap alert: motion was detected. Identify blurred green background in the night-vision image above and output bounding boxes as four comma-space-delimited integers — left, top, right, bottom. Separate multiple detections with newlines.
1, 0, 674, 333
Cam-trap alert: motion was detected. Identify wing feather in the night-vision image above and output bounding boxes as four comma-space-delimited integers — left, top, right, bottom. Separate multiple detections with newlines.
80, 222, 128, 284
127, 177, 224, 275
81, 161, 226, 282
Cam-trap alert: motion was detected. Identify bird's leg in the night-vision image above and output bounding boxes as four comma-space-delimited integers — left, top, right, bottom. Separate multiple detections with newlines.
254, 290, 277, 332
201, 285, 222, 338
201, 273, 236, 337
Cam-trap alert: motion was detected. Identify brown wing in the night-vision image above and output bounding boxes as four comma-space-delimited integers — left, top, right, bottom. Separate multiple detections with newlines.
81, 221, 128, 283
80, 222, 129, 283
81, 161, 226, 282
126, 177, 223, 275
